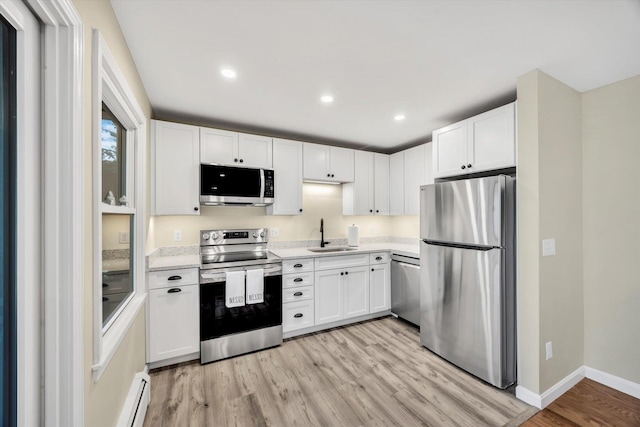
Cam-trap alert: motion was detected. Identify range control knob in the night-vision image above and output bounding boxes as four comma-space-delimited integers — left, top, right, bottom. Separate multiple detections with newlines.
211, 232, 218, 240
252, 232, 258, 238
202, 233, 210, 240
260, 231, 265, 237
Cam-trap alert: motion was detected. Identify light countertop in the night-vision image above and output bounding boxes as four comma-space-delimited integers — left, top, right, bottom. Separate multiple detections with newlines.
268, 242, 419, 260
147, 254, 201, 272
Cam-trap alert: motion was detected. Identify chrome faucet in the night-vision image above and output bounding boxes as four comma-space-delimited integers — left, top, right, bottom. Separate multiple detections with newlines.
320, 218, 330, 247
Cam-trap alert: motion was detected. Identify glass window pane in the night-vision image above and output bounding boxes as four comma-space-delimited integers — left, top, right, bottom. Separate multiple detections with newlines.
101, 214, 134, 328
101, 103, 127, 204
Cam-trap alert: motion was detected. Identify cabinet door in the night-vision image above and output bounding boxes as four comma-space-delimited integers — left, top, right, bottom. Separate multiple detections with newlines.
329, 146, 355, 182
343, 150, 373, 215
468, 102, 515, 173
303, 142, 330, 180
432, 120, 468, 178
200, 127, 238, 165
314, 269, 343, 325
151, 120, 200, 215
404, 144, 426, 216
238, 133, 273, 169
424, 142, 434, 186
374, 153, 390, 215
148, 284, 199, 362
267, 138, 303, 215
370, 263, 391, 313
389, 151, 405, 215
343, 266, 369, 319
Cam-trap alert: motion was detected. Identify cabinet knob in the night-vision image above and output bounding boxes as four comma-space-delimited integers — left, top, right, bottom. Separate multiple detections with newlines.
467, 164, 472, 168
194, 206, 199, 211
293, 291, 303, 297
369, 209, 373, 213
239, 159, 244, 163
299, 208, 303, 212
168, 288, 182, 294
371, 268, 374, 272
376, 256, 382, 261
340, 272, 344, 276
345, 271, 349, 275
376, 210, 379, 213
234, 158, 238, 162
461, 165, 466, 169
327, 173, 330, 177
331, 174, 335, 178
294, 313, 303, 318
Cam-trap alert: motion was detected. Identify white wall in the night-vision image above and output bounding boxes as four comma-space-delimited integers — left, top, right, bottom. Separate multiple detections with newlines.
582, 75, 640, 384
150, 183, 397, 248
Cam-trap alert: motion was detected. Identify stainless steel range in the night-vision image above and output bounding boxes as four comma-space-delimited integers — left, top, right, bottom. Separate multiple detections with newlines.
199, 228, 282, 364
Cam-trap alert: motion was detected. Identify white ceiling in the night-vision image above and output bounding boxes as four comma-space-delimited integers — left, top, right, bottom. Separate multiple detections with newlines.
111, 0, 640, 153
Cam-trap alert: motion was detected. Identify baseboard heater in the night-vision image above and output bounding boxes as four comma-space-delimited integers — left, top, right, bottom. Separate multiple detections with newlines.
118, 371, 151, 427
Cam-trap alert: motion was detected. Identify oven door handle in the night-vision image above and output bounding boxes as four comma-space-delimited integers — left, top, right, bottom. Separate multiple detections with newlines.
200, 264, 282, 282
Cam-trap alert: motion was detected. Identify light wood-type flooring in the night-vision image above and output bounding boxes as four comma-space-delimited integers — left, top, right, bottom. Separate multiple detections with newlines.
144, 317, 537, 426
522, 378, 640, 426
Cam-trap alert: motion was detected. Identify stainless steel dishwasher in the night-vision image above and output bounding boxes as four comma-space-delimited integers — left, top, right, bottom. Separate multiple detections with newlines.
391, 254, 420, 327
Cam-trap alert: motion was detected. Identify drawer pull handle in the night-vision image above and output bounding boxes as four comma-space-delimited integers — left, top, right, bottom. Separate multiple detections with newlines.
294, 291, 303, 296
168, 288, 182, 293
168, 275, 182, 281
293, 263, 303, 268
293, 278, 303, 282
294, 313, 303, 318
375, 256, 383, 261
102, 283, 109, 288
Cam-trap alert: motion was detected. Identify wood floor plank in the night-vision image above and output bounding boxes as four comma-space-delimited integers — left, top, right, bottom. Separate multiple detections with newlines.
145, 317, 536, 426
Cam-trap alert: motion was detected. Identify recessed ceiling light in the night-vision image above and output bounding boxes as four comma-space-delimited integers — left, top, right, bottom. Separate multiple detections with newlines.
321, 95, 334, 104
220, 68, 237, 79
394, 114, 406, 121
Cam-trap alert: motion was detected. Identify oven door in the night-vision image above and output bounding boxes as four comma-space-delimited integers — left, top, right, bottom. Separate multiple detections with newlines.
200, 272, 282, 341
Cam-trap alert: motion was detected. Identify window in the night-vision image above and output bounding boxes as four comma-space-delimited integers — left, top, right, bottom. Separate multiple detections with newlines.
0, 14, 16, 426
92, 29, 146, 381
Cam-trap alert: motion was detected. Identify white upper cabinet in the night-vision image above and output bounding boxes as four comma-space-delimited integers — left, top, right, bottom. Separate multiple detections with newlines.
151, 120, 200, 216
389, 151, 405, 216
238, 133, 273, 169
343, 151, 389, 215
200, 127, 273, 169
267, 138, 303, 215
303, 142, 354, 183
432, 102, 515, 178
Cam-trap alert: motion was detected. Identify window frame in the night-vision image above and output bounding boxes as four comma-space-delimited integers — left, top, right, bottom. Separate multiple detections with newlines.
91, 29, 146, 382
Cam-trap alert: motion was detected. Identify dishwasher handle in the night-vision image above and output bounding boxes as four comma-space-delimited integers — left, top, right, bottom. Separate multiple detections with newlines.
390, 254, 420, 266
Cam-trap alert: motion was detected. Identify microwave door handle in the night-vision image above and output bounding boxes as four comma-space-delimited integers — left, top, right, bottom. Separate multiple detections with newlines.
260, 169, 265, 198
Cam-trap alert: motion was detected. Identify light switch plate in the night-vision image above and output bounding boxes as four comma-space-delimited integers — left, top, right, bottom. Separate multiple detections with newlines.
542, 238, 556, 256
118, 232, 129, 244
174, 230, 182, 242
545, 341, 553, 360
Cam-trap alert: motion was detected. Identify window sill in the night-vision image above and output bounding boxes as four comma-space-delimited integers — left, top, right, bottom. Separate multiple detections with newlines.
101, 203, 135, 214
91, 292, 146, 382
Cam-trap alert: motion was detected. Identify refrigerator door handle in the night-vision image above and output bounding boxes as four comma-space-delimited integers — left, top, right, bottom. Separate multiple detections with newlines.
422, 239, 501, 251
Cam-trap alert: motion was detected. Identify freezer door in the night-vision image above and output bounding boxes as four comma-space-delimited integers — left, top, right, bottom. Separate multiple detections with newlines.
420, 175, 510, 247
420, 241, 515, 388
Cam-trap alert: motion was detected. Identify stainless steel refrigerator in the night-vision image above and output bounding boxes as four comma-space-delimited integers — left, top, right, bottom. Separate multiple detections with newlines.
420, 175, 516, 389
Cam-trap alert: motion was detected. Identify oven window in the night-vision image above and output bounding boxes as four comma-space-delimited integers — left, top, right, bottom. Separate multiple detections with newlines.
200, 275, 282, 340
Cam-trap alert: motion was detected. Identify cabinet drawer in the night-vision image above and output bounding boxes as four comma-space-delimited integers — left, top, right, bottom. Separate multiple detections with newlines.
283, 272, 314, 288
283, 285, 314, 303
369, 252, 390, 264
283, 300, 314, 332
314, 253, 368, 271
282, 258, 314, 274
148, 268, 199, 290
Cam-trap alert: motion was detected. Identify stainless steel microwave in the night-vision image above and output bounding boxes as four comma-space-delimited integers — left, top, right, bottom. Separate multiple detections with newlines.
200, 164, 275, 206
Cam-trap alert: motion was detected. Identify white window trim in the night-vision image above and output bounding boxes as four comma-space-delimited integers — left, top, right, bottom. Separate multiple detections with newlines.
91, 29, 147, 382
12, 0, 85, 425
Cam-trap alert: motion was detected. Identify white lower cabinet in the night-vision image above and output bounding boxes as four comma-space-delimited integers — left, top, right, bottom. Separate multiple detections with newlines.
342, 266, 370, 319
369, 253, 391, 313
282, 258, 315, 333
314, 269, 343, 325
148, 282, 199, 363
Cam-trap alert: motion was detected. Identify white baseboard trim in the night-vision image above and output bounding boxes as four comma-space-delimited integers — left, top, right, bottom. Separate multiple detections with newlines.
516, 365, 640, 409
585, 366, 640, 399
117, 369, 151, 427
515, 386, 542, 409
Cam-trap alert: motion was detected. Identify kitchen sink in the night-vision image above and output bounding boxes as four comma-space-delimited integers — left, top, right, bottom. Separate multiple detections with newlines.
307, 246, 358, 253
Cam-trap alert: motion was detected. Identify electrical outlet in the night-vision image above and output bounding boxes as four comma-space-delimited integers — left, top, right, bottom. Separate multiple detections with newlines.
542, 239, 556, 256
118, 232, 129, 244
270, 228, 280, 238
545, 341, 553, 360
174, 230, 182, 242
369, 226, 376, 235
